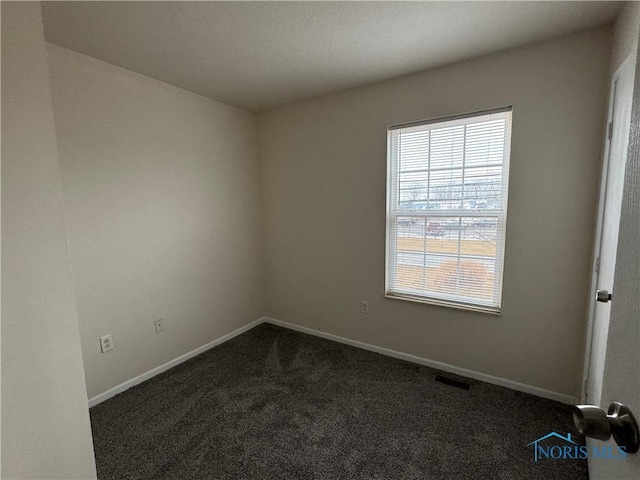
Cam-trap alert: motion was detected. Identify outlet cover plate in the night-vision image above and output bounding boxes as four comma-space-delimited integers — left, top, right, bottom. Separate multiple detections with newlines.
361, 300, 369, 314
154, 318, 165, 333
100, 334, 114, 353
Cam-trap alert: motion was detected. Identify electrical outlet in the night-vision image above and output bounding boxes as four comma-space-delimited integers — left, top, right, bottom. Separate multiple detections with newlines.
361, 300, 369, 314
154, 318, 165, 333
100, 334, 114, 353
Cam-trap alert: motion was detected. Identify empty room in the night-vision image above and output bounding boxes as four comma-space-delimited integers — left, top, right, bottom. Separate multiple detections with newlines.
3, 1, 640, 479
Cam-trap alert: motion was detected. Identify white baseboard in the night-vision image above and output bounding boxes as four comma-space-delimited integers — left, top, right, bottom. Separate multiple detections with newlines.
264, 317, 577, 405
88, 317, 265, 407
89, 315, 576, 407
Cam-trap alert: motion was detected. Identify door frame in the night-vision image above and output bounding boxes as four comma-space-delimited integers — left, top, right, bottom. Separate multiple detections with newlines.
581, 52, 635, 404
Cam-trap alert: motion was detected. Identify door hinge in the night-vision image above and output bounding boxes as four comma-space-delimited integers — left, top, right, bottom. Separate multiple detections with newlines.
584, 379, 589, 400
595, 256, 600, 274
607, 121, 613, 141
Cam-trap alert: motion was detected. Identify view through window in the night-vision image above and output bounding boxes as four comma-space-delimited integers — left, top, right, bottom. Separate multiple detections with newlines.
386, 107, 512, 312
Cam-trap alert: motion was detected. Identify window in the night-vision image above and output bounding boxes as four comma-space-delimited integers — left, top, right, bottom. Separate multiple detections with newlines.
386, 107, 512, 313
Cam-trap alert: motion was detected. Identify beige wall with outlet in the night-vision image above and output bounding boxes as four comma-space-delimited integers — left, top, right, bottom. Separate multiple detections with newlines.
1, 3, 97, 478
258, 27, 611, 399
46, 44, 264, 399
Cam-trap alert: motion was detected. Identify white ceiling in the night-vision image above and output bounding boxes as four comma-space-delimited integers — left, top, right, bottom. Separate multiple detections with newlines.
42, 1, 622, 112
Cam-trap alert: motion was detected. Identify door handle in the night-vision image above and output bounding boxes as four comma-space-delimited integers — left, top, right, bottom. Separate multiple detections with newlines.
596, 290, 612, 303
573, 402, 639, 454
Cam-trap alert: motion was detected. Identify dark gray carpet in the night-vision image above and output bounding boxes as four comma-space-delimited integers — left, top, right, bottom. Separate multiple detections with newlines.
90, 323, 588, 479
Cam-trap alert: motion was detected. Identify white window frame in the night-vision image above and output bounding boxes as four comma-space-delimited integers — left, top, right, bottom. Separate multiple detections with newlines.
385, 107, 512, 313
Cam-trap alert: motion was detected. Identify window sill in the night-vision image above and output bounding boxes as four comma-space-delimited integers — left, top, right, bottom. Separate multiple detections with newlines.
384, 293, 502, 316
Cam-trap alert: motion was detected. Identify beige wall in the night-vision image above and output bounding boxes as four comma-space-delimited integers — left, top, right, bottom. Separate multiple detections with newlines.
259, 27, 612, 399
1, 3, 97, 479
611, 1, 640, 73
46, 44, 264, 399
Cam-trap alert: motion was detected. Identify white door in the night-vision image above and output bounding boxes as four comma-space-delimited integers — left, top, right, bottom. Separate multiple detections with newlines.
583, 51, 636, 406
588, 41, 640, 480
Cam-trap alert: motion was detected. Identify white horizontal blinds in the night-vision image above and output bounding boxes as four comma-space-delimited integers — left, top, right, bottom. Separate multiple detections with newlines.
387, 108, 512, 310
